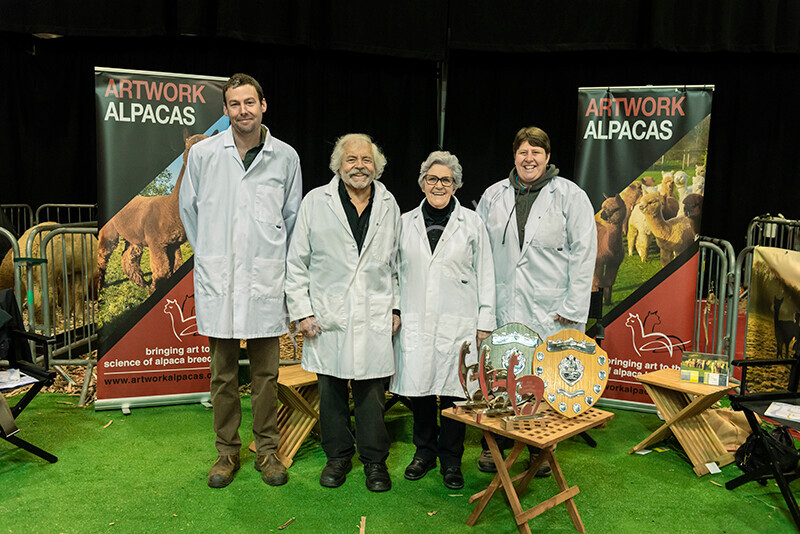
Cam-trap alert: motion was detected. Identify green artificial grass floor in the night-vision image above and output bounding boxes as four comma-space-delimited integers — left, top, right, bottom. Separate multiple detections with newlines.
1, 392, 797, 534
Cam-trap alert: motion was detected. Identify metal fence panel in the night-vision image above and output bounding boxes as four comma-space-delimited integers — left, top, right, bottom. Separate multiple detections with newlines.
0, 226, 23, 326
694, 237, 736, 362
23, 223, 99, 405
737, 216, 800, 363
1, 203, 34, 235
35, 204, 98, 226
746, 216, 800, 250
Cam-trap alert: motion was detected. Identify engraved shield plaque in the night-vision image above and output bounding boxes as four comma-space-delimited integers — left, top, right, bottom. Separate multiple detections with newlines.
535, 328, 609, 418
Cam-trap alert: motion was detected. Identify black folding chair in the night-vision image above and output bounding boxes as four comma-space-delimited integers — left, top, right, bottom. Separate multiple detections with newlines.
726, 357, 800, 530
0, 288, 57, 463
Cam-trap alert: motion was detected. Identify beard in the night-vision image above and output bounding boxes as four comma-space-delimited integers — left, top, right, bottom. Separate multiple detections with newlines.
341, 167, 375, 189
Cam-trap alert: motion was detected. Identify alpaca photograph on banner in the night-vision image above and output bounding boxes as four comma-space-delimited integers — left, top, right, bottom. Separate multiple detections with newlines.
744, 246, 800, 393
97, 133, 208, 299
590, 115, 709, 313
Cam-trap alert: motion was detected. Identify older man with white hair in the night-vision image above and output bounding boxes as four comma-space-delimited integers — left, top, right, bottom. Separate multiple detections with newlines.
286, 133, 401, 492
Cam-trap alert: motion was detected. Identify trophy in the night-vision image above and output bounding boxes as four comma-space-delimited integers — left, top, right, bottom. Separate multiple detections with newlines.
457, 323, 545, 422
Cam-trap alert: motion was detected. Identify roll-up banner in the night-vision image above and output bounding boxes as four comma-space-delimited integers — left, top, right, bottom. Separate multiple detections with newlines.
95, 67, 229, 411
575, 85, 714, 411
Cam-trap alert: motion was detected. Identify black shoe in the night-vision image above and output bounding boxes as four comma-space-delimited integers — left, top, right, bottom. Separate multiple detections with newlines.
404, 457, 436, 481
364, 462, 391, 492
534, 462, 552, 478
442, 466, 464, 490
525, 450, 553, 478
477, 449, 498, 473
319, 459, 352, 488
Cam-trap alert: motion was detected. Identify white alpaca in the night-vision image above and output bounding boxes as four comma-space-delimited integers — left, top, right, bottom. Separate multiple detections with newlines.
658, 171, 679, 219
660, 171, 675, 196
627, 201, 653, 262
674, 170, 690, 215
693, 164, 706, 196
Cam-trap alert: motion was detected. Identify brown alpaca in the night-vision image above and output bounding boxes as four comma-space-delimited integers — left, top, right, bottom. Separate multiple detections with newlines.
1, 222, 98, 321
97, 133, 208, 293
593, 194, 626, 305
683, 193, 703, 235
619, 180, 642, 236
638, 193, 695, 267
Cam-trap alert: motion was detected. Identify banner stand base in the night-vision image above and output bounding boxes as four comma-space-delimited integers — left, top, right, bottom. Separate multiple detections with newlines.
95, 392, 211, 413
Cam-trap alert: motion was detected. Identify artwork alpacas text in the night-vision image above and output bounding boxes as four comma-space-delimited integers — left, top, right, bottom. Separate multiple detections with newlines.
102, 77, 208, 126
582, 95, 686, 141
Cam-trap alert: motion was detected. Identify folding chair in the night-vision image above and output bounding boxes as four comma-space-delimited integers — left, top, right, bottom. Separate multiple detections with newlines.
726, 357, 800, 529
0, 288, 57, 463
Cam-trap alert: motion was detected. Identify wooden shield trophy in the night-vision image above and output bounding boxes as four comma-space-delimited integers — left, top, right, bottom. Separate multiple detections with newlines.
535, 328, 609, 418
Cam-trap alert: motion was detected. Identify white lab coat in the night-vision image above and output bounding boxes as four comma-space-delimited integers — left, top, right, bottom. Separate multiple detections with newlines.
390, 198, 496, 398
476, 175, 597, 340
285, 177, 401, 380
179, 126, 302, 339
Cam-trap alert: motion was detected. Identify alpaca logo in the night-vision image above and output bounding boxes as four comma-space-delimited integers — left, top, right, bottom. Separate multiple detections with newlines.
164, 297, 198, 342
624, 312, 689, 358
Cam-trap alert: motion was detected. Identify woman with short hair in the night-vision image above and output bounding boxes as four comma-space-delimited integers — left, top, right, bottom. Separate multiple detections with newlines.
390, 150, 496, 490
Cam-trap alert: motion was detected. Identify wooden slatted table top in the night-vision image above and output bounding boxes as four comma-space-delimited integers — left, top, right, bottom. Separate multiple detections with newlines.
278, 364, 318, 387
636, 368, 732, 396
442, 405, 614, 449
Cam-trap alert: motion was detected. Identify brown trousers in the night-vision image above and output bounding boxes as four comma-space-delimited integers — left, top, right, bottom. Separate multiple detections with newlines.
208, 337, 280, 456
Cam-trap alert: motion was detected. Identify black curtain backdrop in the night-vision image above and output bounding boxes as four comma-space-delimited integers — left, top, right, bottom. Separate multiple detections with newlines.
0, 0, 450, 60
2, 1, 800, 250
4, 1, 800, 56
0, 33, 438, 218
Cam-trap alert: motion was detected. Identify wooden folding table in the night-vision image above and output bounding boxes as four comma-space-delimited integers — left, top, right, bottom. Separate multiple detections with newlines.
629, 368, 734, 475
250, 364, 319, 468
442, 405, 613, 533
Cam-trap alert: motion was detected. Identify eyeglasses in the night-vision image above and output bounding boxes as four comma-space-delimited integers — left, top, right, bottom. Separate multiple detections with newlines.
424, 174, 454, 187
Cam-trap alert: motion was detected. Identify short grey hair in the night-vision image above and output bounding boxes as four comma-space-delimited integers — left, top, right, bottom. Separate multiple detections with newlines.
418, 150, 463, 190
329, 133, 387, 180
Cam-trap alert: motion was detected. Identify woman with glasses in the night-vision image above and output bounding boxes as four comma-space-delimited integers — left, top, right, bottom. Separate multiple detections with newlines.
390, 150, 496, 490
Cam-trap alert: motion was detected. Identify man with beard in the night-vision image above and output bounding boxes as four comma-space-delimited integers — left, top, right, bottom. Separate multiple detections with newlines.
180, 73, 302, 488
286, 133, 401, 492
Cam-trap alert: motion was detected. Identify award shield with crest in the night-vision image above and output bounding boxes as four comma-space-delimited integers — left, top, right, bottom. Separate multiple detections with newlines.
535, 328, 609, 418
